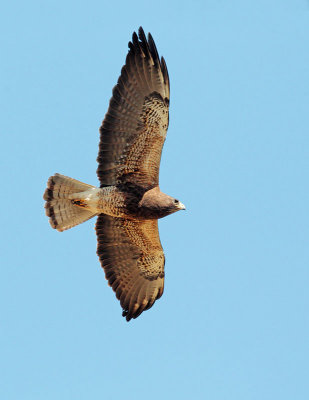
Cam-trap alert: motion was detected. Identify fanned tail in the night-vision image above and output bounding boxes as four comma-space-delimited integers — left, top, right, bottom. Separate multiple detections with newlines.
43, 173, 97, 232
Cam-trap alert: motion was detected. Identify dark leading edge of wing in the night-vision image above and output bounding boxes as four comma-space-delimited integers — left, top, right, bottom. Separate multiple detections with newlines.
96, 27, 170, 188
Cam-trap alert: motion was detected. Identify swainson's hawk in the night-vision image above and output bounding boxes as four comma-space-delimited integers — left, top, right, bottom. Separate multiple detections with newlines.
43, 27, 185, 321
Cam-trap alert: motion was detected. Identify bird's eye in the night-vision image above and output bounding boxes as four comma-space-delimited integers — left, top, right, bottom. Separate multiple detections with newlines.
174, 199, 179, 204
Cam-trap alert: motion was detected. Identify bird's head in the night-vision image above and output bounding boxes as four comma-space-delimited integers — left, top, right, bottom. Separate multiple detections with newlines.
170, 198, 186, 212
139, 187, 185, 219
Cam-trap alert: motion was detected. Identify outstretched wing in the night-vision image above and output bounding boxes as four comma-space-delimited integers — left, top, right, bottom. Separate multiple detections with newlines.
96, 214, 165, 321
97, 27, 170, 189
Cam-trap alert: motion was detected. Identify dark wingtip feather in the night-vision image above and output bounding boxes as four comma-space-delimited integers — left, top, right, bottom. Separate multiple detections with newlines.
127, 27, 167, 75
122, 309, 132, 322
132, 31, 139, 48
161, 56, 170, 88
121, 297, 160, 321
147, 32, 160, 67
138, 26, 145, 37
138, 27, 146, 44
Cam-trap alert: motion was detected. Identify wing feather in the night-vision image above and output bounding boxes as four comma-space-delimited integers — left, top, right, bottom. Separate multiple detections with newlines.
97, 27, 170, 188
96, 215, 165, 321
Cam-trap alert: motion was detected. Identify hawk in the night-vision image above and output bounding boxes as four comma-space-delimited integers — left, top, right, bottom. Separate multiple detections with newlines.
43, 27, 185, 321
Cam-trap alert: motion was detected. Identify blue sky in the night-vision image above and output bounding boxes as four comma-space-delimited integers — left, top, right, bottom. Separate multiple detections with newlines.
1, 1, 309, 399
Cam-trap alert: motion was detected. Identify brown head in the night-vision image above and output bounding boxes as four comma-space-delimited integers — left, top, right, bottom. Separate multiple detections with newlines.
138, 187, 185, 219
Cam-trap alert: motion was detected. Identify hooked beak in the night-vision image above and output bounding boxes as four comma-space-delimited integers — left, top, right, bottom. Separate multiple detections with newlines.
178, 201, 186, 210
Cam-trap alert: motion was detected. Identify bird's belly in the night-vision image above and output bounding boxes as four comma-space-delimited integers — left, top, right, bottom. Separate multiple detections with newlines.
71, 186, 143, 219
96, 186, 132, 218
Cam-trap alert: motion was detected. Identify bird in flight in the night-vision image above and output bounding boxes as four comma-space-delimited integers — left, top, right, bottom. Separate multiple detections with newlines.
43, 27, 185, 321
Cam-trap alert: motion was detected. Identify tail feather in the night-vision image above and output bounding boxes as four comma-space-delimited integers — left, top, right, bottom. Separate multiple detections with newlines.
43, 173, 97, 232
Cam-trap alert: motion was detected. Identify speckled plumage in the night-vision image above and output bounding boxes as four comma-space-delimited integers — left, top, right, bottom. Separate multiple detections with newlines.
43, 27, 185, 321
